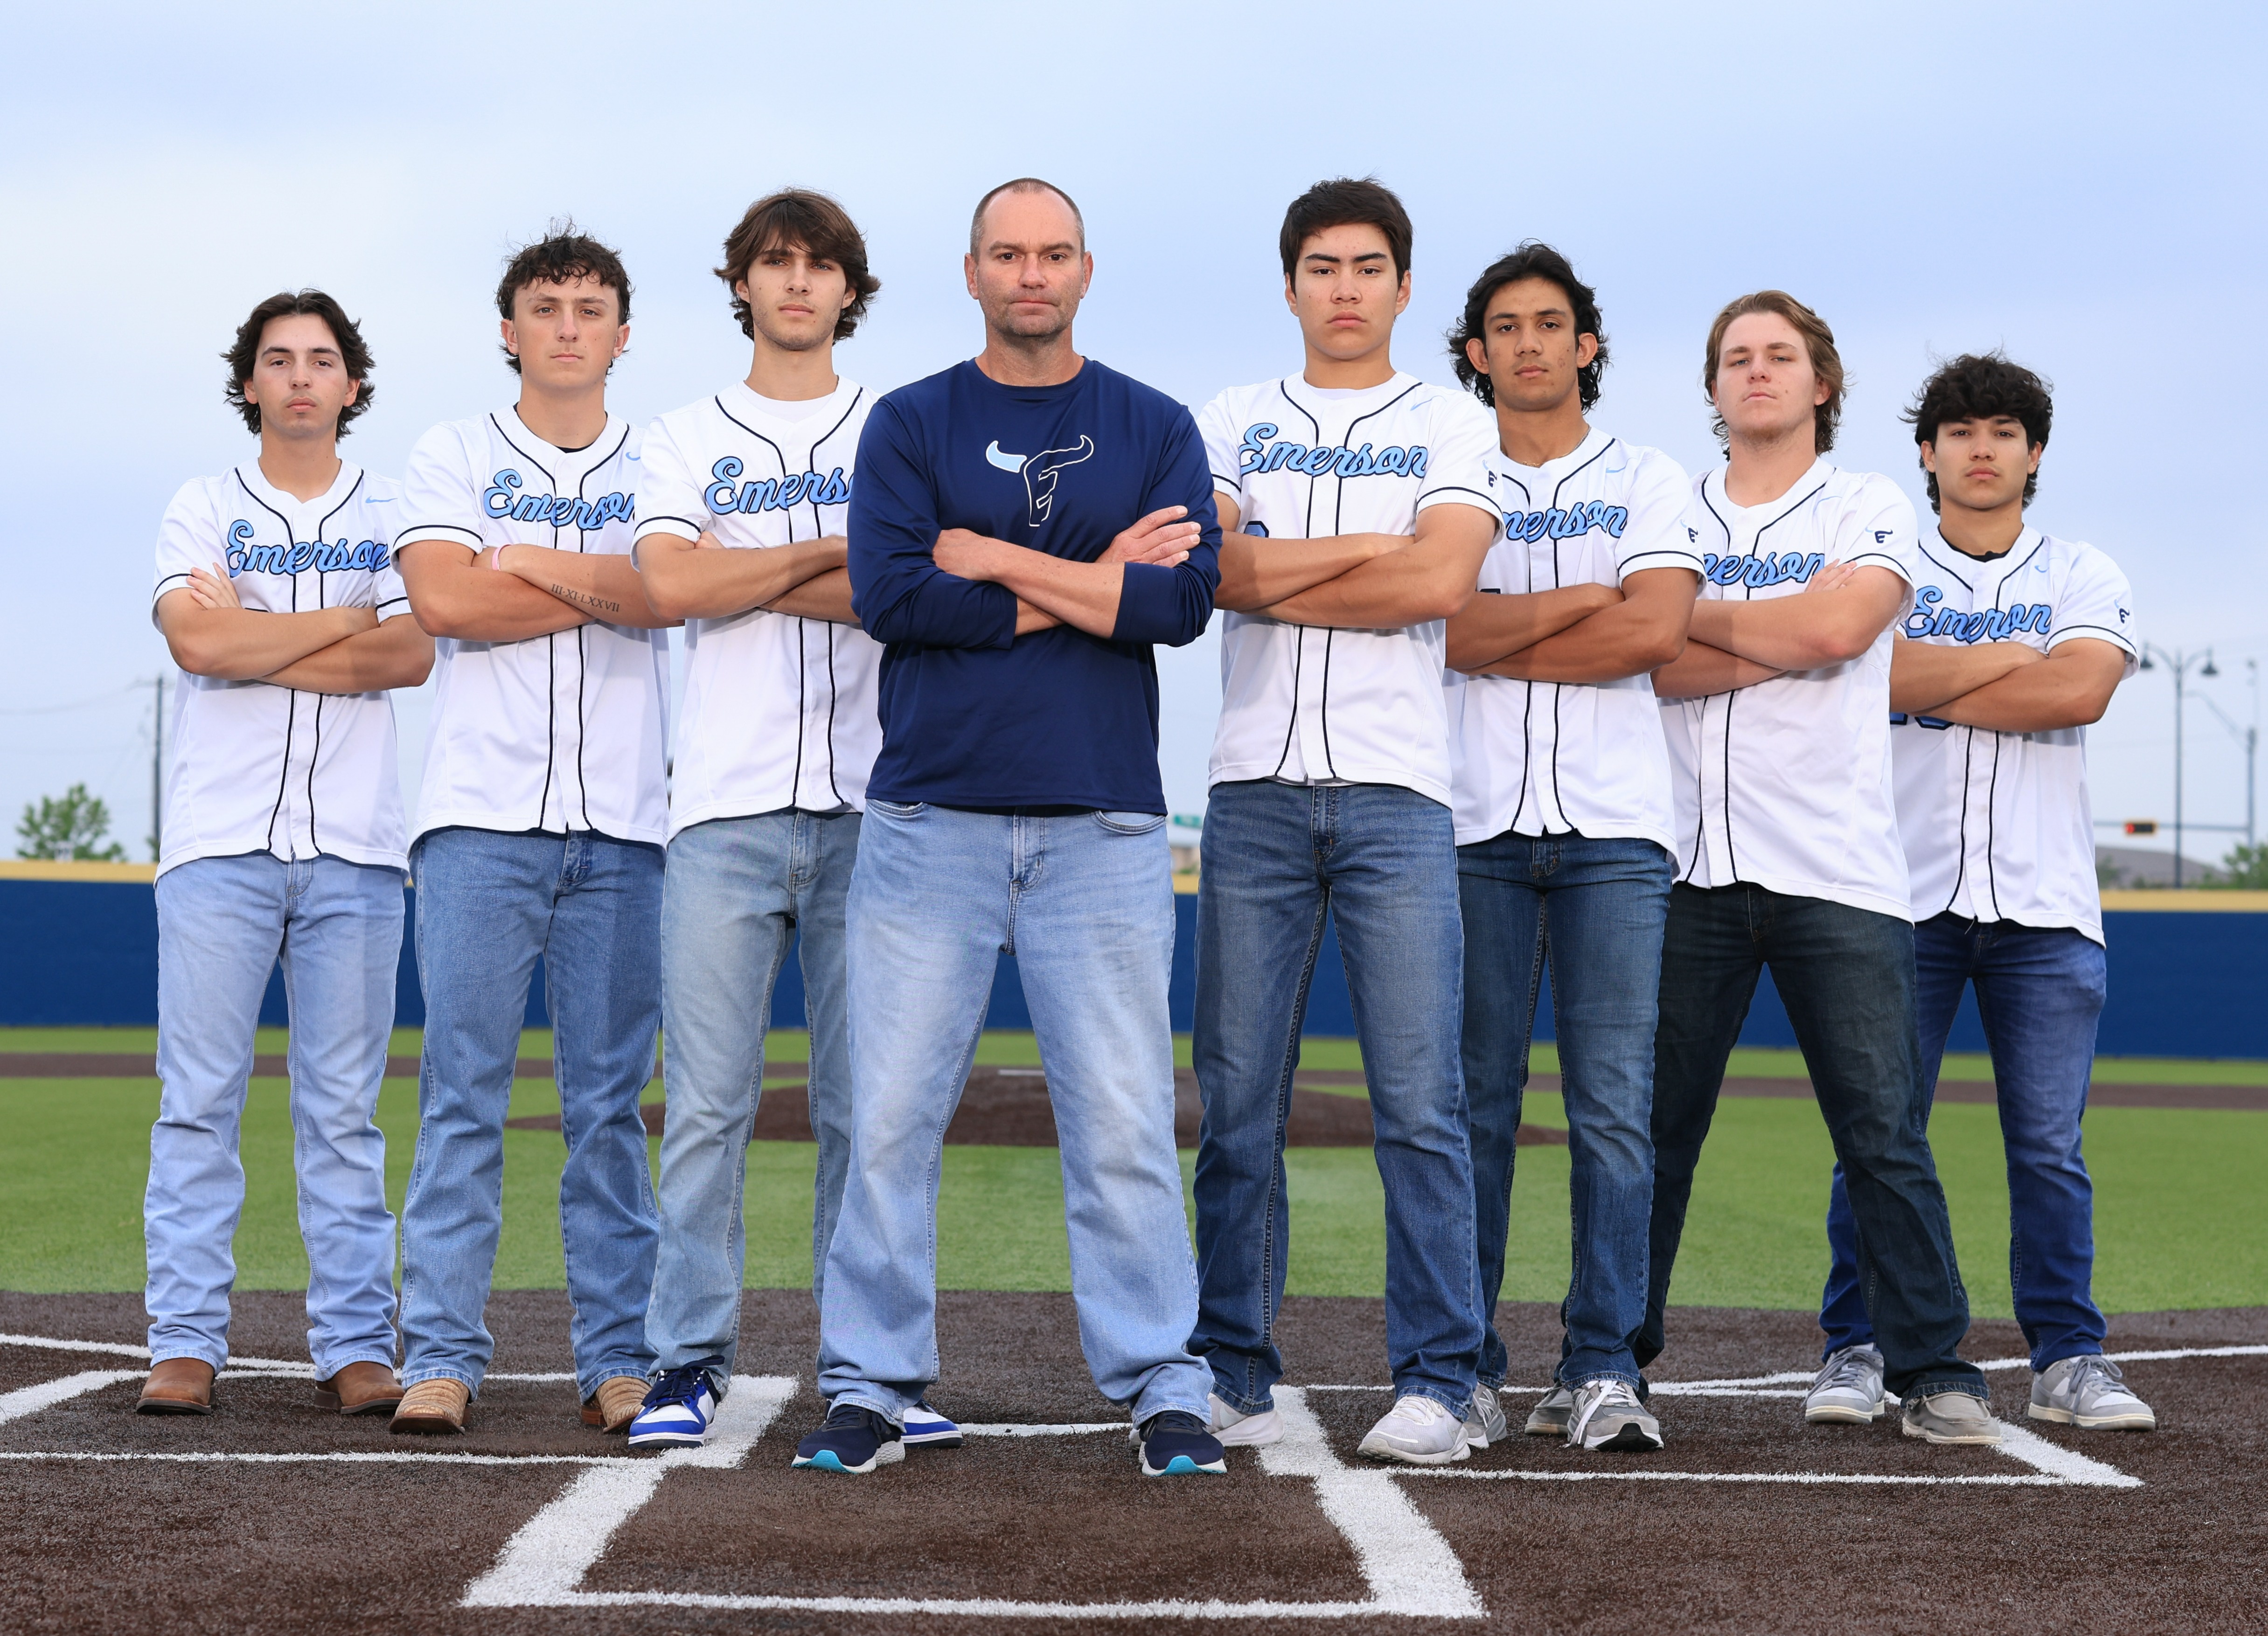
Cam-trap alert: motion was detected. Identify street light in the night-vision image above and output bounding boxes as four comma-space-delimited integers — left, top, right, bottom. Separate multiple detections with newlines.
2137, 645, 2217, 886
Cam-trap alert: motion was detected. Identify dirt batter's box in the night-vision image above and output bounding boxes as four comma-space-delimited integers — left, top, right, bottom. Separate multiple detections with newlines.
7, 1333, 2243, 1624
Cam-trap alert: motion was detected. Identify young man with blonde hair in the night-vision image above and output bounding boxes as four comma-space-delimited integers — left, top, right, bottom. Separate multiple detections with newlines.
1645, 291, 1994, 1446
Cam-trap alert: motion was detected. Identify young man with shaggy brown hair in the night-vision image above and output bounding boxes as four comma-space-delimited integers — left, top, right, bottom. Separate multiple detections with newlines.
1807, 353, 2152, 1433
390, 228, 675, 1436
1645, 292, 1995, 1447
140, 290, 431, 1417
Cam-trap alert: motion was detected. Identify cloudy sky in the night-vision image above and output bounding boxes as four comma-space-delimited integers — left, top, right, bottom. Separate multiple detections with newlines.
6, 0, 2261, 864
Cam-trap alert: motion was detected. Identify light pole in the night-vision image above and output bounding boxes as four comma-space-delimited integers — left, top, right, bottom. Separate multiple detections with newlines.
2137, 644, 2219, 886
2198, 658, 2259, 850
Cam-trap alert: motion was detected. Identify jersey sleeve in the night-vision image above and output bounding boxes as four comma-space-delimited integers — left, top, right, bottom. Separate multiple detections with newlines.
364, 478, 413, 619
1834, 475, 1919, 587
1414, 394, 1502, 523
151, 479, 219, 628
396, 423, 486, 552
1612, 451, 1703, 582
631, 414, 703, 548
1195, 390, 1244, 504
2047, 545, 2138, 669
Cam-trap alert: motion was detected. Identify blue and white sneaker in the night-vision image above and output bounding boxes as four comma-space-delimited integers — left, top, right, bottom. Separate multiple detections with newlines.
626, 1364, 717, 1450
902, 1400, 963, 1448
1132, 1410, 1227, 1477
793, 1403, 904, 1474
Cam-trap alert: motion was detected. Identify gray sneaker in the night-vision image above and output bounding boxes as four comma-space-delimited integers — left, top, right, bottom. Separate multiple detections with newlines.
1804, 1345, 1887, 1425
1565, 1377, 1663, 1452
1468, 1385, 1507, 1449
2030, 1355, 2156, 1431
1524, 1385, 1574, 1436
1900, 1389, 2002, 1445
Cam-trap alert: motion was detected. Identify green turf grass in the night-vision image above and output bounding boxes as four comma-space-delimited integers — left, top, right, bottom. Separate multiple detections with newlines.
4, 1030, 2262, 1317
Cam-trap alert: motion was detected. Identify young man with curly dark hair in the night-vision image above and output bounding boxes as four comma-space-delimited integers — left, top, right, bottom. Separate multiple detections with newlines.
390, 227, 676, 1436
1806, 352, 2154, 1434
138, 290, 432, 1418
620, 191, 940, 1449
1440, 244, 1701, 1452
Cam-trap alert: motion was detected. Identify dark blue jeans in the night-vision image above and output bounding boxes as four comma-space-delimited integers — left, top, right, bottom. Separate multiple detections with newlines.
1459, 831, 1672, 1388
1191, 780, 1482, 1419
1822, 914, 2108, 1371
1642, 883, 1984, 1401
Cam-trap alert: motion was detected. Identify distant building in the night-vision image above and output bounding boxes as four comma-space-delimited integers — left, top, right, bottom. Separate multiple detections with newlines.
2095, 845, 2226, 888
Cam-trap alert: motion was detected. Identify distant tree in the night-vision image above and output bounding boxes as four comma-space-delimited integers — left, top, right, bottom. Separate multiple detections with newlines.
2095, 856, 2127, 889
2212, 842, 2268, 889
15, 783, 127, 861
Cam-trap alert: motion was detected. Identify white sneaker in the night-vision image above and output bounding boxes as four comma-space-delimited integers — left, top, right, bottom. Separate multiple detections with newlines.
1804, 1344, 1888, 1425
1524, 1385, 1574, 1436
2030, 1355, 2156, 1431
1565, 1377, 1663, 1452
1206, 1391, 1283, 1448
1468, 1384, 1507, 1449
1357, 1394, 1471, 1466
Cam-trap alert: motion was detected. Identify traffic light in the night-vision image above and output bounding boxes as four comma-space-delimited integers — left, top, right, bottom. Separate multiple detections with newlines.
2123, 820, 2158, 836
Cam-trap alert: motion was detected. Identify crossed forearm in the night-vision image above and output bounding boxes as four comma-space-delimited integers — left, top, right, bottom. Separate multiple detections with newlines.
261, 614, 435, 693
500, 545, 673, 628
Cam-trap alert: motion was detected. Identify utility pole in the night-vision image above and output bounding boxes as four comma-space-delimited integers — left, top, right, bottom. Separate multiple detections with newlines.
149, 673, 166, 862
2137, 645, 2218, 887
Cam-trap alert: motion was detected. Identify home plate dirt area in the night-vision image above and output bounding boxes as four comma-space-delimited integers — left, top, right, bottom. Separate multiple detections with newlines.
2, 1293, 2263, 1635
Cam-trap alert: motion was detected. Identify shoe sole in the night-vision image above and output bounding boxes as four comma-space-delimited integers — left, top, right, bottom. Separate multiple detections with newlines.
1356, 1438, 1471, 1467
314, 1390, 404, 1417
1899, 1418, 2002, 1446
388, 1415, 465, 1435
134, 1397, 213, 1416
1804, 1400, 1885, 1425
2027, 1403, 2157, 1431
793, 1441, 905, 1474
626, 1428, 710, 1449
902, 1428, 964, 1447
1573, 1422, 1664, 1453
1140, 1452, 1228, 1476
1212, 1417, 1284, 1449
1523, 1416, 1569, 1437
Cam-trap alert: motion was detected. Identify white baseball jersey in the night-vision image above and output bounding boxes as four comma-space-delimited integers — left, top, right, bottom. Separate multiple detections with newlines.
149, 463, 411, 880
397, 410, 668, 845
1198, 373, 1499, 806
1893, 527, 2136, 943
636, 379, 881, 838
1662, 461, 1920, 920
1448, 430, 1699, 850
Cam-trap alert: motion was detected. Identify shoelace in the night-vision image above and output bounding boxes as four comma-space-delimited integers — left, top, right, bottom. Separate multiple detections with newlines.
1814, 1348, 1879, 1395
1144, 1411, 1209, 1437
645, 1364, 711, 1408
1567, 1378, 1639, 1443
1386, 1395, 1448, 1425
2058, 1355, 2127, 1402
822, 1402, 884, 1430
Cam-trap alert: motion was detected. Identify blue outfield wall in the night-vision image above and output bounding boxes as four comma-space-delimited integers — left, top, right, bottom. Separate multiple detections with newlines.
3, 878, 2265, 1059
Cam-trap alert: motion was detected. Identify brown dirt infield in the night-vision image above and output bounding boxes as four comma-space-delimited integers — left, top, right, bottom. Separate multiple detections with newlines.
2, 1289, 2261, 1634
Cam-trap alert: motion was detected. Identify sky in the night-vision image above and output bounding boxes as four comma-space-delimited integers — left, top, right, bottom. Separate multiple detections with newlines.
5, 0, 2263, 865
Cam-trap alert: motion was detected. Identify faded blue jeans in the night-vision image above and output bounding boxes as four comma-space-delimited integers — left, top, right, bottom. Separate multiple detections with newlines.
1823, 914, 2109, 1371
399, 827, 661, 1401
146, 853, 403, 1377
1191, 780, 1482, 1420
816, 802, 1210, 1426
648, 809, 859, 1396
1458, 830, 1672, 1389
1644, 882, 1985, 1402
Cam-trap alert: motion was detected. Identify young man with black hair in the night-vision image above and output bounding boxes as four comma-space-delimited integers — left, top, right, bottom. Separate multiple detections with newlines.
1190, 177, 1498, 1467
794, 178, 1226, 1480
624, 191, 954, 1449
1646, 293, 1995, 1446
139, 291, 432, 1417
1441, 244, 1701, 1452
391, 229, 675, 1436
1804, 353, 2152, 1433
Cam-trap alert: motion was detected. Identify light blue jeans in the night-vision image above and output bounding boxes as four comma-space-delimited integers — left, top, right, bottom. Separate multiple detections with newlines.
146, 853, 402, 1378
816, 802, 1211, 1426
399, 827, 661, 1401
1191, 781, 1482, 1419
649, 810, 859, 1395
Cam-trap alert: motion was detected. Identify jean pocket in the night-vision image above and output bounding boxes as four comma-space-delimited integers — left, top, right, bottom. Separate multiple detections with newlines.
868, 799, 928, 820
1093, 810, 1166, 836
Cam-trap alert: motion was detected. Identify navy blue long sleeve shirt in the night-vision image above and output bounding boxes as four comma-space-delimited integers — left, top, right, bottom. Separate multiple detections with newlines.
849, 358, 1221, 812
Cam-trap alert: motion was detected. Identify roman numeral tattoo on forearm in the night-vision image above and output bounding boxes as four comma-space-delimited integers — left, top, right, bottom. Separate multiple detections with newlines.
549, 583, 622, 616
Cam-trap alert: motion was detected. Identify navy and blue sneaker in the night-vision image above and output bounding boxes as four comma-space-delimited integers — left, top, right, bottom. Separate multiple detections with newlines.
902, 1399, 963, 1448
1133, 1410, 1227, 1477
793, 1402, 904, 1474
626, 1364, 718, 1450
